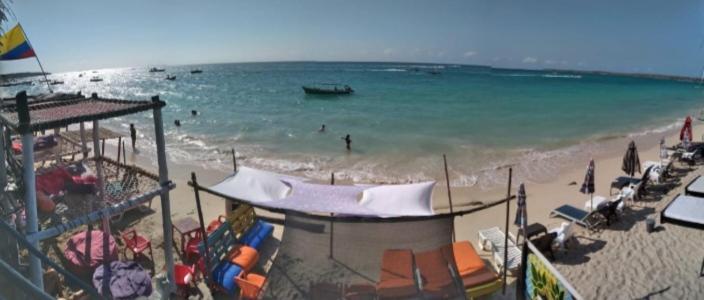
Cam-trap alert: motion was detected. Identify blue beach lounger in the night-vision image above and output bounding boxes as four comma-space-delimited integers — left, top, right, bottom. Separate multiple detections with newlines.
550, 205, 599, 229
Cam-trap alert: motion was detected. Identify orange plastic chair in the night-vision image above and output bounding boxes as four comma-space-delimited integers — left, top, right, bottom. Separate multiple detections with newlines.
174, 263, 197, 296
121, 229, 153, 261
185, 231, 203, 263
235, 272, 267, 300
227, 244, 260, 272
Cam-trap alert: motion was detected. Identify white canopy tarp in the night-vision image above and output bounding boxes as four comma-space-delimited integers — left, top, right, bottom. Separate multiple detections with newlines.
206, 167, 436, 217
209, 167, 298, 203
360, 181, 435, 216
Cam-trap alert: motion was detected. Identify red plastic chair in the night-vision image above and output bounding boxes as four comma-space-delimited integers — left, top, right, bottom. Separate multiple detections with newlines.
185, 234, 204, 263
206, 215, 227, 234
235, 272, 267, 300
174, 263, 196, 296
121, 229, 153, 261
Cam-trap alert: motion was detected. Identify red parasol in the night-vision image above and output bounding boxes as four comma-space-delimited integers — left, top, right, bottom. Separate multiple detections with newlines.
680, 116, 693, 142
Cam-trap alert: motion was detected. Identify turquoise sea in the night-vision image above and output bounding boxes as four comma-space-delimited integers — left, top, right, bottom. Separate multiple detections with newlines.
3, 62, 703, 188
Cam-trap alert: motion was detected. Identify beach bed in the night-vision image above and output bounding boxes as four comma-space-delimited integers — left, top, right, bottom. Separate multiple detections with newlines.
550, 205, 600, 229
477, 227, 521, 273
661, 194, 704, 229
684, 175, 704, 198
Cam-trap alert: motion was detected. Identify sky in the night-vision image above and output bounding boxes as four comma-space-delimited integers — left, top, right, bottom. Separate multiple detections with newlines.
1, 0, 703, 76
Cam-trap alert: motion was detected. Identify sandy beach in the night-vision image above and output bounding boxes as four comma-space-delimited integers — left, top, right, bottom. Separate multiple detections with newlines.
83, 118, 704, 299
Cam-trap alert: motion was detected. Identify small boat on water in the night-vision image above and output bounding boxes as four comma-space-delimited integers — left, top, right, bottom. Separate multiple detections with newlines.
0, 80, 33, 87
165, 75, 176, 81
302, 84, 354, 95
90, 76, 103, 82
149, 67, 166, 73
190, 69, 203, 74
49, 80, 64, 85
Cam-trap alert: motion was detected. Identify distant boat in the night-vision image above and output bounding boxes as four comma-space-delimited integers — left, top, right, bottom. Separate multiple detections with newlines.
302, 84, 354, 95
90, 76, 103, 82
0, 80, 32, 87
190, 69, 203, 74
149, 67, 166, 73
49, 80, 64, 85
427, 70, 441, 75
165, 75, 176, 81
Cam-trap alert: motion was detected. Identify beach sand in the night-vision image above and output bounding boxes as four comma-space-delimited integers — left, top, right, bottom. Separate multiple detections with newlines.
82, 121, 704, 299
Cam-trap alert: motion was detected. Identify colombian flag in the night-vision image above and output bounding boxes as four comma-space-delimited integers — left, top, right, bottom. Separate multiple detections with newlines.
0, 24, 36, 61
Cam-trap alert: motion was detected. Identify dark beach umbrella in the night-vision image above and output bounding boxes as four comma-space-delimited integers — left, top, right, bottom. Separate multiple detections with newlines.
622, 141, 641, 177
514, 183, 527, 233
580, 159, 595, 210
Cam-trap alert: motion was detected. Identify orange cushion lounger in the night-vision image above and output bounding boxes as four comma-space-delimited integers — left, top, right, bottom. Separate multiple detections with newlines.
377, 249, 418, 299
446, 241, 502, 298
227, 244, 260, 272
415, 247, 461, 299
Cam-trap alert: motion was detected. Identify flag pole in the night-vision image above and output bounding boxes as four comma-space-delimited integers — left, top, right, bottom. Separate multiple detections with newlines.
17, 23, 52, 93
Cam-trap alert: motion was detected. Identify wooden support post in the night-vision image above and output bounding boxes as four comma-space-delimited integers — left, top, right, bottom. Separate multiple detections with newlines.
17, 91, 44, 289
443, 154, 455, 242
92, 121, 112, 298
232, 148, 237, 172
502, 168, 512, 295
152, 95, 176, 292
79, 122, 88, 159
101, 139, 105, 157
191, 173, 210, 283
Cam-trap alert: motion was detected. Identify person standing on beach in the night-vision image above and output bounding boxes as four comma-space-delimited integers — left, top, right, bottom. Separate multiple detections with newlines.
129, 123, 137, 150
342, 134, 351, 151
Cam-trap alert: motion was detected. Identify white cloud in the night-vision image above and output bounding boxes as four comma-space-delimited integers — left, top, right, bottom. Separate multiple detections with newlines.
436, 51, 446, 58
383, 48, 394, 55
560, 60, 568, 66
544, 59, 556, 65
463, 51, 477, 57
522, 57, 538, 64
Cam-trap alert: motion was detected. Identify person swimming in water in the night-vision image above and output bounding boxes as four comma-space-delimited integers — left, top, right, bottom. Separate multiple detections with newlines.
319, 124, 326, 132
341, 134, 351, 151
191, 110, 198, 116
174, 120, 181, 127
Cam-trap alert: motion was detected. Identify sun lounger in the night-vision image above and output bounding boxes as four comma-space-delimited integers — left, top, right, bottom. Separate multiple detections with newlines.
377, 249, 419, 299
477, 227, 521, 274
415, 247, 462, 299
661, 194, 704, 229
444, 241, 502, 299
550, 205, 600, 229
685, 176, 704, 198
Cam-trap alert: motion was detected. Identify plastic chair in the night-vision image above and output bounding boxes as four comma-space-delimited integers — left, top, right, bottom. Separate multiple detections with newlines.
174, 263, 196, 296
121, 229, 153, 261
235, 272, 267, 300
184, 231, 203, 263
207, 215, 227, 234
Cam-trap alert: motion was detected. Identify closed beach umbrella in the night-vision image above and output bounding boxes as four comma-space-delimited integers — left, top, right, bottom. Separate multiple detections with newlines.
659, 138, 668, 160
580, 159, 595, 210
680, 116, 693, 144
622, 141, 641, 177
514, 183, 527, 234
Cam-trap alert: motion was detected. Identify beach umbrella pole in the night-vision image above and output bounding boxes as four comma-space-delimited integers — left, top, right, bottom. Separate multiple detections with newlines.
329, 173, 335, 258
232, 148, 237, 172
502, 167, 512, 295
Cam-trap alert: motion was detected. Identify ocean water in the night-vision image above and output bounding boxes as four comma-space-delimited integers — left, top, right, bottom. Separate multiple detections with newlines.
3, 62, 703, 188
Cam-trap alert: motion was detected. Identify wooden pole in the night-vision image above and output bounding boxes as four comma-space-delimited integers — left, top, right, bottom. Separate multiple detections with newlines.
122, 140, 127, 165
502, 167, 512, 295
191, 172, 210, 283
442, 154, 455, 242
329, 172, 335, 258
232, 148, 237, 172
116, 137, 122, 162
92, 121, 111, 298
101, 139, 105, 157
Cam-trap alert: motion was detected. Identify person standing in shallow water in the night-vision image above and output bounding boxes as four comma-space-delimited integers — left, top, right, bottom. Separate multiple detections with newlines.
129, 123, 137, 151
319, 124, 326, 132
342, 134, 351, 151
